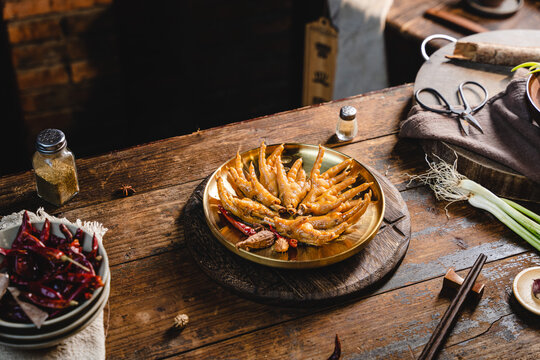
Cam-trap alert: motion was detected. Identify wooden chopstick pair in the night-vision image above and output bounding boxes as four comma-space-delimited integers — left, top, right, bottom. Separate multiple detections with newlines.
418, 253, 487, 360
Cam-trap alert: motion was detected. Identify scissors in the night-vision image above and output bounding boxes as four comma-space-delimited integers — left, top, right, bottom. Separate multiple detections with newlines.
414, 81, 488, 136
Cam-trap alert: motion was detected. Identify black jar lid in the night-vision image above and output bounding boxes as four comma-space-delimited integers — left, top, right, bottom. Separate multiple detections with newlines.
339, 106, 357, 121
36, 129, 67, 154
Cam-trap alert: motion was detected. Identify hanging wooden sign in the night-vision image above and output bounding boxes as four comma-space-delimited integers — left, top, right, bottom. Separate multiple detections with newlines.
302, 17, 338, 106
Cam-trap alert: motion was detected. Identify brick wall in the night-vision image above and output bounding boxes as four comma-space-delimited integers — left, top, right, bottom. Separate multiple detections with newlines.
1, 0, 323, 175
2, 0, 124, 166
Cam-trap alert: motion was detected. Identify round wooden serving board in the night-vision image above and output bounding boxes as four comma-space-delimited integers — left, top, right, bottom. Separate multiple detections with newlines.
414, 29, 540, 203
182, 167, 410, 307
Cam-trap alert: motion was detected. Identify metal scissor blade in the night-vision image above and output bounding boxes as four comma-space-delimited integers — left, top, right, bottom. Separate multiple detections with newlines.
461, 113, 484, 134
458, 117, 470, 135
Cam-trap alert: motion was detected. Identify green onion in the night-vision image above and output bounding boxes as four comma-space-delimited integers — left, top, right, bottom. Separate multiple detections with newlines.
411, 157, 540, 252
511, 62, 540, 74
502, 198, 540, 223
468, 194, 540, 251
459, 179, 540, 238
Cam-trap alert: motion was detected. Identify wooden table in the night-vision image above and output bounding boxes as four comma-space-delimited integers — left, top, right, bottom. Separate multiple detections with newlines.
1, 84, 539, 359
385, 0, 540, 85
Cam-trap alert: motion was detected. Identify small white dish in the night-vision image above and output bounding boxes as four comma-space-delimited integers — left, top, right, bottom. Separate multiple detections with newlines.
513, 266, 540, 316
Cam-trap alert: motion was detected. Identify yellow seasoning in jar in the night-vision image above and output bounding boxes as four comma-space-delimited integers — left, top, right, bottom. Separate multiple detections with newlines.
32, 129, 80, 206
336, 106, 358, 141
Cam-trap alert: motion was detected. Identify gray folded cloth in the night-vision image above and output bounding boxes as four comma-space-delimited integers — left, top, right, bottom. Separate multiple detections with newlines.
400, 77, 540, 183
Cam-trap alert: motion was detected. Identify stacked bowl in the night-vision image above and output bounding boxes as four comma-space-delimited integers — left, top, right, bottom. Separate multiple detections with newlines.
0, 220, 110, 349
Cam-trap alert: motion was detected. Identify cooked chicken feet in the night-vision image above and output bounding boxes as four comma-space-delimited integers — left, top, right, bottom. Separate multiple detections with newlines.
217, 142, 374, 248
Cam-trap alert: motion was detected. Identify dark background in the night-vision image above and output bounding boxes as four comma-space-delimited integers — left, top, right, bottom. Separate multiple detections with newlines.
0, 0, 327, 176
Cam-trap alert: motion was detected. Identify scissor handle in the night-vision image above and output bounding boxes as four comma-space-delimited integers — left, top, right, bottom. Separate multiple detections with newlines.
457, 81, 489, 113
414, 88, 453, 114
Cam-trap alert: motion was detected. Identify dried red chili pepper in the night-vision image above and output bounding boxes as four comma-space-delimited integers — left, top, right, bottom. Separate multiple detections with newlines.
59, 239, 83, 258
15, 237, 90, 272
54, 273, 103, 287
16, 232, 46, 249
1, 216, 104, 323
9, 274, 30, 286
12, 212, 37, 249
39, 219, 51, 245
87, 234, 99, 259
49, 283, 87, 319
28, 282, 63, 300
268, 226, 297, 248
72, 253, 95, 275
71, 239, 83, 253
46, 234, 63, 248
20, 292, 78, 309
217, 206, 298, 248
217, 205, 258, 236
73, 228, 84, 242
327, 334, 341, 360
61, 283, 74, 296
0, 293, 30, 323
59, 224, 73, 243
18, 243, 64, 261
11, 250, 39, 279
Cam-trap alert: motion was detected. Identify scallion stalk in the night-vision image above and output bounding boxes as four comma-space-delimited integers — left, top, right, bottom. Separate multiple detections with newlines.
411, 157, 540, 252
468, 194, 540, 251
511, 62, 540, 74
502, 198, 540, 223
459, 179, 540, 238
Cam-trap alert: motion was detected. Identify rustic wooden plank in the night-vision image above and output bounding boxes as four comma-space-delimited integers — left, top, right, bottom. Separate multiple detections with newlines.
0, 84, 413, 216
105, 248, 539, 359
1, 76, 536, 360
440, 310, 540, 359
387, 0, 540, 43
43, 156, 534, 321
377, 185, 535, 294
2, 134, 421, 268
22, 134, 530, 281
105, 248, 312, 359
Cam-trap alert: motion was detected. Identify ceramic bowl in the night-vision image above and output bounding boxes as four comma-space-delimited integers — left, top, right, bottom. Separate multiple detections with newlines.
527, 73, 540, 123
0, 219, 109, 330
0, 275, 109, 340
0, 279, 109, 349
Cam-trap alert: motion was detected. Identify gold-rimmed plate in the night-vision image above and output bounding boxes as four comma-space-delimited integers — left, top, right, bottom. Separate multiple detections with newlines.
203, 143, 385, 269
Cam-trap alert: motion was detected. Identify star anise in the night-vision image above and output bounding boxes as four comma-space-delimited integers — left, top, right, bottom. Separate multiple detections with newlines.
119, 185, 136, 197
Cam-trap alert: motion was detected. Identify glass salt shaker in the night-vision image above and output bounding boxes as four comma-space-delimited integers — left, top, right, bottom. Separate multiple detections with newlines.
336, 105, 358, 141
32, 129, 80, 206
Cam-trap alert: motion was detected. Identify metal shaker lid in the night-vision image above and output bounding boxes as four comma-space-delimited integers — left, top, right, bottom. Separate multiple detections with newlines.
339, 106, 357, 121
36, 129, 67, 154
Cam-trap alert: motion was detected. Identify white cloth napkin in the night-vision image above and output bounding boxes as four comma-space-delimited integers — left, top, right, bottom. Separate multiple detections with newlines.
329, 0, 394, 98
0, 209, 107, 360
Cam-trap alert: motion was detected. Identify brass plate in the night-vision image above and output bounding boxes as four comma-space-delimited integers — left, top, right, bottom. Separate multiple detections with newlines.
202, 144, 385, 269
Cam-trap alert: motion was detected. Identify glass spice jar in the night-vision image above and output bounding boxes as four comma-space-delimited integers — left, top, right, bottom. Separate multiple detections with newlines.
32, 129, 80, 206
336, 105, 358, 141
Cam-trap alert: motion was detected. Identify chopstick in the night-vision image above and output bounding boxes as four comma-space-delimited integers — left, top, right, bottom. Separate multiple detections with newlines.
418, 253, 487, 360
425, 7, 489, 34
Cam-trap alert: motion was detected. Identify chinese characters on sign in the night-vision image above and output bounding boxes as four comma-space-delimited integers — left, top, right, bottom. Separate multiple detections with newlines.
302, 17, 338, 106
